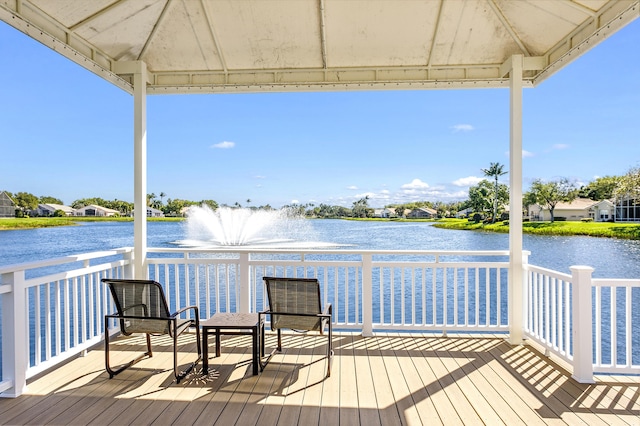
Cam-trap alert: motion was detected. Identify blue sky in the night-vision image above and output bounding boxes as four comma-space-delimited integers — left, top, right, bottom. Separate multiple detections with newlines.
1, 19, 639, 209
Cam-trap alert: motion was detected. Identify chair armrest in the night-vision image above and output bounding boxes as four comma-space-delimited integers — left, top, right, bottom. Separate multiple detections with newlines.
322, 303, 332, 316
106, 313, 170, 321
171, 305, 200, 326
171, 305, 199, 317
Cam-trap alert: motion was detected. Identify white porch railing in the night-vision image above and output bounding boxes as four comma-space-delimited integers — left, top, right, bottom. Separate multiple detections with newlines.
524, 264, 640, 381
145, 248, 512, 334
0, 248, 134, 397
1, 247, 639, 398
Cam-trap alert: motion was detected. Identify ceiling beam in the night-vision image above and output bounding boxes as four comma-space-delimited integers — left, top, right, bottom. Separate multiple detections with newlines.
68, 0, 123, 31
426, 0, 445, 67
201, 0, 229, 75
487, 0, 531, 57
318, 0, 328, 69
137, 0, 171, 61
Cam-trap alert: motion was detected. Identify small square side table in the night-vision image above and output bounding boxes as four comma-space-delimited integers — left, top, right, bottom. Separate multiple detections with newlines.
201, 312, 264, 375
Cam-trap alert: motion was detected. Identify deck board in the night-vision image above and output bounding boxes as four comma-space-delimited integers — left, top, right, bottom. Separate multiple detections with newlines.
1, 332, 639, 425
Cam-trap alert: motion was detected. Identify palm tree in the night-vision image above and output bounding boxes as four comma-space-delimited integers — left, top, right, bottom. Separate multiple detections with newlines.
481, 162, 507, 223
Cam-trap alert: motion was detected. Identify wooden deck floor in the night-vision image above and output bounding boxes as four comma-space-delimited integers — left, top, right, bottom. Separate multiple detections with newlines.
1, 331, 638, 425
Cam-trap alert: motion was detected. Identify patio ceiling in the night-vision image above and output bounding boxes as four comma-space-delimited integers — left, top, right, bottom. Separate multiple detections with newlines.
1, 0, 638, 95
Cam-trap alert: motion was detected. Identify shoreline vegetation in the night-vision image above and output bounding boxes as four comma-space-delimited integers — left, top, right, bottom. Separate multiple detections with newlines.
1, 216, 640, 240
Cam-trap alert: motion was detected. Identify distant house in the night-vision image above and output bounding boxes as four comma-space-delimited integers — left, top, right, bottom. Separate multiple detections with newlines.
0, 191, 16, 217
147, 207, 164, 217
75, 204, 120, 217
456, 207, 474, 219
37, 203, 76, 216
372, 208, 395, 218
130, 207, 166, 217
528, 198, 614, 222
615, 196, 640, 222
407, 207, 437, 219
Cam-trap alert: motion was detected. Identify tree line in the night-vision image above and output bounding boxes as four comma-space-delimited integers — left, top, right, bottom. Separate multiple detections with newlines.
3, 166, 639, 221
465, 165, 640, 223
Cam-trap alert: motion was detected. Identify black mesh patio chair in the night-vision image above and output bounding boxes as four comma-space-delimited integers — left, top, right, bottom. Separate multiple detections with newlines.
102, 278, 201, 383
259, 277, 333, 377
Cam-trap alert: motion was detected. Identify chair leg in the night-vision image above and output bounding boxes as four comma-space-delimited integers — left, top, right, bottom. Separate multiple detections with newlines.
146, 333, 152, 357
277, 328, 282, 351
259, 325, 281, 372
327, 318, 332, 377
105, 317, 152, 379
173, 322, 202, 384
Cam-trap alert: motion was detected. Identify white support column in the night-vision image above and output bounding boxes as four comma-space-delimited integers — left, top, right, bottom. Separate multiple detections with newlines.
570, 265, 595, 384
133, 62, 148, 280
508, 54, 524, 345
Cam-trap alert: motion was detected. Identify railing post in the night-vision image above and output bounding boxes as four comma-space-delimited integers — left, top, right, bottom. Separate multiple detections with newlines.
1, 271, 28, 398
123, 248, 135, 279
570, 265, 595, 384
238, 252, 251, 313
362, 253, 373, 336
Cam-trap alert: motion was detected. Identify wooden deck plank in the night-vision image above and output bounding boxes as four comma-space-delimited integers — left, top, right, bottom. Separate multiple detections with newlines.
317, 332, 342, 426
393, 334, 444, 425
509, 344, 639, 426
296, 333, 328, 426
190, 335, 255, 426
455, 337, 552, 426
381, 333, 428, 425
2, 332, 639, 426
402, 336, 464, 426
493, 340, 609, 425
420, 336, 485, 425
253, 333, 309, 425
364, 332, 403, 425
338, 332, 361, 426
217, 332, 298, 426
102, 333, 204, 426
433, 337, 506, 425
351, 334, 382, 426
276, 333, 319, 425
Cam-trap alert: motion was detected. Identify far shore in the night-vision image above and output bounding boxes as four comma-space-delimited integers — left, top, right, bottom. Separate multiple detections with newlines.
2, 216, 640, 240
0, 216, 183, 230
430, 218, 640, 240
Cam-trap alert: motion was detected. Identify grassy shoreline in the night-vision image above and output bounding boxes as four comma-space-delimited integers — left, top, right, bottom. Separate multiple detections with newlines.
3, 216, 640, 240
0, 216, 183, 230
432, 218, 640, 240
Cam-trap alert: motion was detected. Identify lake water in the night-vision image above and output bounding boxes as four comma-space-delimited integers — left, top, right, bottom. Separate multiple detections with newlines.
2, 219, 640, 278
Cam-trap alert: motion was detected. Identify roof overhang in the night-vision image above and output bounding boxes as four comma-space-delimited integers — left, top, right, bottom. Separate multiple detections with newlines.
1, 0, 638, 95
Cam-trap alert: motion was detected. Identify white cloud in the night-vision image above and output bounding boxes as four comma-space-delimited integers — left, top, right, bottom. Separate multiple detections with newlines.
254, 175, 266, 179
552, 143, 569, 150
355, 192, 379, 199
451, 124, 474, 132
452, 176, 483, 187
347, 185, 358, 190
401, 178, 429, 189
211, 141, 235, 149
380, 189, 390, 194
290, 199, 299, 204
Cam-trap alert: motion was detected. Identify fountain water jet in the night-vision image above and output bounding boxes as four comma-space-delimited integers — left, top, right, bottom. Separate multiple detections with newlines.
182, 205, 338, 248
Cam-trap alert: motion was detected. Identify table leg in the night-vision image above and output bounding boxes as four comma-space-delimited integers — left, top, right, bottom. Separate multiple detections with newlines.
215, 328, 221, 357
252, 326, 258, 375
203, 328, 209, 374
